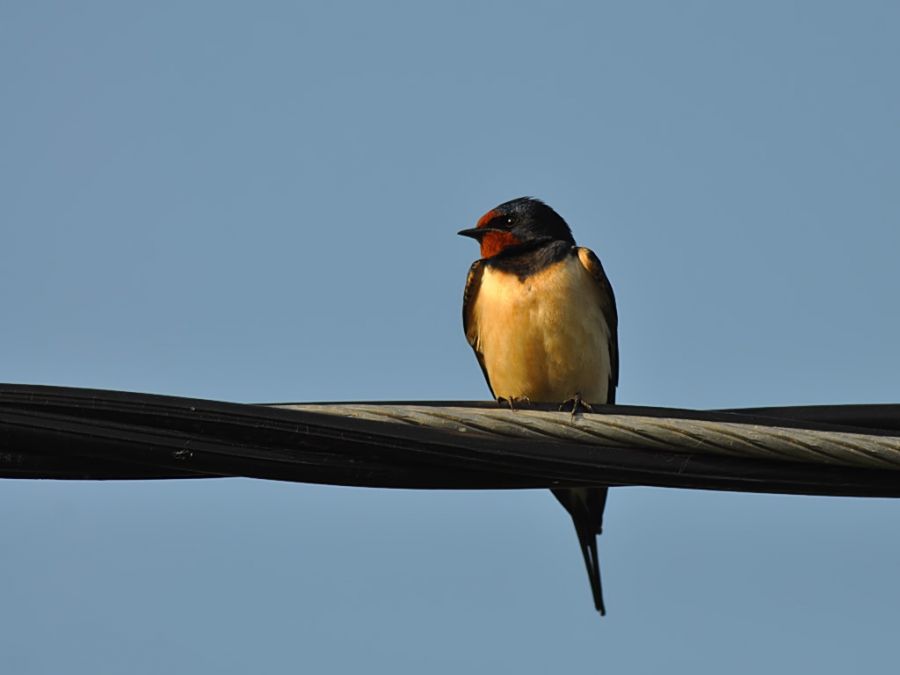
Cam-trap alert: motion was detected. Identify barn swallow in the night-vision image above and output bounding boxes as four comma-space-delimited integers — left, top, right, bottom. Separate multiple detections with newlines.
459, 197, 618, 615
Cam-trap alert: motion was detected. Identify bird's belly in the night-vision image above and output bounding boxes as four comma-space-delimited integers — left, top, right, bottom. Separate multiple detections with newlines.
474, 260, 612, 404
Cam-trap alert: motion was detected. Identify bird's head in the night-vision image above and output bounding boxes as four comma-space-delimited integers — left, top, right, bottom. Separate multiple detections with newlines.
458, 197, 575, 259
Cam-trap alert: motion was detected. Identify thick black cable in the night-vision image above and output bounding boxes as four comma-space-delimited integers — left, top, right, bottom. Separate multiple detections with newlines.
2, 384, 900, 496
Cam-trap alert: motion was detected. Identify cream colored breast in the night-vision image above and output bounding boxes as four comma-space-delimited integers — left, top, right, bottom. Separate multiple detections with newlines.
472, 255, 613, 404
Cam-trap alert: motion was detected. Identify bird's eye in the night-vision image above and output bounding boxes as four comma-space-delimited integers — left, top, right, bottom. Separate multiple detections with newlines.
488, 215, 513, 229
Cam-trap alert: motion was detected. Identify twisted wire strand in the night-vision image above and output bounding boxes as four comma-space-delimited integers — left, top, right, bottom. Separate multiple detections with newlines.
276, 404, 900, 471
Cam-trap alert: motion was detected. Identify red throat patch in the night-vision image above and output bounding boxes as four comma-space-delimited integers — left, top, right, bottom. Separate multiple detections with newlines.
480, 231, 521, 258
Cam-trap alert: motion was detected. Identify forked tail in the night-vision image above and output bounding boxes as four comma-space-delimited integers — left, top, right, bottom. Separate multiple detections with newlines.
551, 486, 609, 615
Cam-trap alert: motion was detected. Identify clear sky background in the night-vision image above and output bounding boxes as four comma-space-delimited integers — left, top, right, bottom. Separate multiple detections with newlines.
2, 1, 900, 672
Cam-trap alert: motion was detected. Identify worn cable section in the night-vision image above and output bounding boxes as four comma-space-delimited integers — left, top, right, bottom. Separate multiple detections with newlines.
281, 404, 900, 471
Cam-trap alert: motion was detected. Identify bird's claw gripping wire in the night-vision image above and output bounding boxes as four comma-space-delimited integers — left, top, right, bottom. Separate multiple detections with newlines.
498, 396, 530, 411
560, 392, 594, 418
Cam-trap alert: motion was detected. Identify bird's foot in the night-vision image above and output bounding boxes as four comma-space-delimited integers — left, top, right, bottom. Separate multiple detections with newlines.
497, 396, 530, 411
560, 392, 594, 418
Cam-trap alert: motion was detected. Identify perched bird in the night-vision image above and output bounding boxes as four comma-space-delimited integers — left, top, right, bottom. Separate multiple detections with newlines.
458, 197, 618, 615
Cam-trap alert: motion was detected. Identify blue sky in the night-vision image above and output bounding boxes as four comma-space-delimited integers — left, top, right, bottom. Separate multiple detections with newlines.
2, 1, 900, 672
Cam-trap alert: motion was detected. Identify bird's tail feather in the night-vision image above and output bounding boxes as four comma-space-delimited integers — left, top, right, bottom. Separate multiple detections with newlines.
552, 487, 608, 615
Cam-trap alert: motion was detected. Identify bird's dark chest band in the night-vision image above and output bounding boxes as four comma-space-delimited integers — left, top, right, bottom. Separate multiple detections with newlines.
484, 240, 575, 281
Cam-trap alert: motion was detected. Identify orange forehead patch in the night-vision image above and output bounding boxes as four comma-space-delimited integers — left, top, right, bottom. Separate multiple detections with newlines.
476, 209, 499, 229
481, 231, 521, 258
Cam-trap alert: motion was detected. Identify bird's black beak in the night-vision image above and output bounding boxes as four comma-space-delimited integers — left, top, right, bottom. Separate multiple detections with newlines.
458, 227, 502, 239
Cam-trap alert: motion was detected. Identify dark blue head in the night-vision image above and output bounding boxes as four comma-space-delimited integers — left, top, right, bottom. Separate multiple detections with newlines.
458, 197, 575, 258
